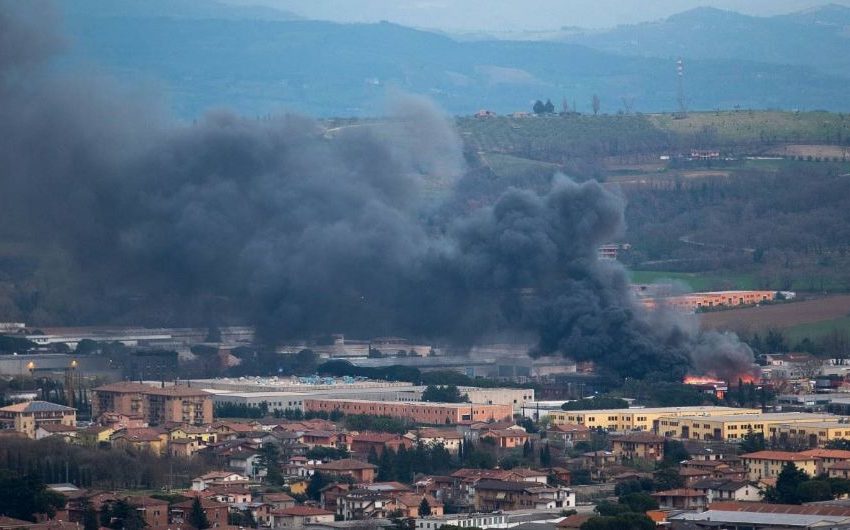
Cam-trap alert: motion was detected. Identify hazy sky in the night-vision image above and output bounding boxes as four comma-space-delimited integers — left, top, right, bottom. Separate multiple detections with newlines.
224, 0, 850, 30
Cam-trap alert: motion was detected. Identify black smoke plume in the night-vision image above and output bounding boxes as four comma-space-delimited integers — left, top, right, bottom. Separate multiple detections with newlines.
0, 1, 752, 381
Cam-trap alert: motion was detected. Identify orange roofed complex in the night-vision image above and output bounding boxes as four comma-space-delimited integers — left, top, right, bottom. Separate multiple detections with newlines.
93, 382, 212, 426
304, 399, 512, 425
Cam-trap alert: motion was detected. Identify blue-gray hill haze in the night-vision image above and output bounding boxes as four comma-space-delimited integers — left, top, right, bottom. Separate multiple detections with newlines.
54, 1, 850, 117
0, 0, 759, 381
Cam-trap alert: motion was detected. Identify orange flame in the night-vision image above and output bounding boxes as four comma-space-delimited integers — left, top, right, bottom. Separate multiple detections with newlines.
684, 374, 758, 385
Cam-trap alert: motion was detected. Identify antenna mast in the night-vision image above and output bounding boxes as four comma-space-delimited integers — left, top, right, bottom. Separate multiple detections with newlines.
676, 57, 687, 119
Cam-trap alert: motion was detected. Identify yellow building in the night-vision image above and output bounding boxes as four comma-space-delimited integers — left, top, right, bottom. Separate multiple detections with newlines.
77, 425, 115, 447
168, 425, 218, 444
0, 401, 77, 439
741, 451, 819, 481
658, 413, 842, 442
550, 406, 759, 432
769, 422, 850, 448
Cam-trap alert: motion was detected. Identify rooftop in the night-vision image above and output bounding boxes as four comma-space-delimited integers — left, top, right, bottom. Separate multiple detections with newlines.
0, 401, 75, 413
315, 458, 377, 471
741, 451, 818, 461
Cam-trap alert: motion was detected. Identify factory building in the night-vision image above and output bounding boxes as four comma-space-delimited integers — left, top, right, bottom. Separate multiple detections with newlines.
640, 290, 782, 312
304, 398, 513, 424
657, 412, 845, 443
549, 406, 759, 432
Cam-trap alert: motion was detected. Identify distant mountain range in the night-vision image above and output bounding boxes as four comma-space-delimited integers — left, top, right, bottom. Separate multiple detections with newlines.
54, 1, 850, 117
560, 4, 850, 77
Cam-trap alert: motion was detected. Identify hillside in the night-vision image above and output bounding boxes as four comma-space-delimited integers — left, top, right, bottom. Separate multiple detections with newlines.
563, 5, 850, 77
55, 3, 850, 117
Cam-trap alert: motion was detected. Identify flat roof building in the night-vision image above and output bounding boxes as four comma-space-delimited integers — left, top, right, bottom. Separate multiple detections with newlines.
550, 406, 760, 432
657, 412, 845, 443
304, 399, 513, 425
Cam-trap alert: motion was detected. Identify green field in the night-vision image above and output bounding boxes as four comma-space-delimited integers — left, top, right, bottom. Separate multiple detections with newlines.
628, 270, 758, 291
786, 315, 850, 342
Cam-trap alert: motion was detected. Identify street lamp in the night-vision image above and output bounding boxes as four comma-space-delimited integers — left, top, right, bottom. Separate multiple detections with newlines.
26, 361, 35, 378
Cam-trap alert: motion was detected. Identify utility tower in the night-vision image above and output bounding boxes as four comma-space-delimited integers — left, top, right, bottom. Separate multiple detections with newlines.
675, 57, 688, 119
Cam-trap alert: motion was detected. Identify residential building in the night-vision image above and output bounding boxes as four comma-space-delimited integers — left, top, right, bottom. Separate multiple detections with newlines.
0, 401, 76, 439
799, 448, 850, 474
127, 496, 169, 528
415, 513, 508, 530
546, 424, 590, 446
690, 479, 763, 503
351, 433, 412, 457
172, 498, 228, 528
391, 493, 443, 518
92, 382, 213, 426
611, 432, 665, 461
337, 490, 393, 520
651, 489, 707, 511
304, 399, 512, 424
35, 423, 77, 441
313, 459, 377, 483
111, 428, 169, 455
271, 506, 335, 529
740, 451, 819, 481
191, 471, 250, 491
479, 429, 530, 449
473, 480, 574, 511
405, 429, 464, 454
76, 425, 114, 448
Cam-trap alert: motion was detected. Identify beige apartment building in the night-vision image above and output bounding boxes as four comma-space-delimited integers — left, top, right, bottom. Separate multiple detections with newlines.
0, 401, 77, 439
93, 382, 212, 425
657, 413, 842, 442
549, 406, 759, 432
741, 451, 819, 481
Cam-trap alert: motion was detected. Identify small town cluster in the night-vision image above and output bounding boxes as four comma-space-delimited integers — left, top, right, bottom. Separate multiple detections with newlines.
7, 339, 850, 530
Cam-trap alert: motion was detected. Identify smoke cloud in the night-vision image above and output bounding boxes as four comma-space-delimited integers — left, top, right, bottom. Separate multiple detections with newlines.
0, 1, 754, 381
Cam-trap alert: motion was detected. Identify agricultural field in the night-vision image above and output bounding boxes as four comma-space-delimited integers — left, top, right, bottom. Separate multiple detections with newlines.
648, 111, 850, 146
629, 270, 758, 291
699, 294, 850, 334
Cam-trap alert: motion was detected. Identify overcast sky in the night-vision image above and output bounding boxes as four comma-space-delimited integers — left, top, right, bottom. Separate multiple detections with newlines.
223, 0, 850, 30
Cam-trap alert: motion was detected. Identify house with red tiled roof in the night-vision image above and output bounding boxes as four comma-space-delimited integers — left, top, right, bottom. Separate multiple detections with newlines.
313, 459, 377, 483
111, 428, 169, 455
651, 488, 708, 511
171, 498, 228, 528
351, 432, 412, 457
270, 506, 334, 529
611, 432, 665, 461
35, 423, 78, 441
480, 428, 530, 449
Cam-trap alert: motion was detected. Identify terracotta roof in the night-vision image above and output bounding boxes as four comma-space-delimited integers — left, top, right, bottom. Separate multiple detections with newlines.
353, 432, 400, 443
741, 451, 816, 461
828, 461, 850, 471
557, 514, 592, 529
262, 493, 295, 502
413, 428, 464, 439
115, 428, 165, 442
652, 488, 706, 498
799, 449, 850, 460
315, 458, 376, 471
612, 432, 666, 443
510, 468, 548, 477
37, 423, 77, 433
549, 423, 590, 433
127, 496, 169, 507
273, 506, 334, 516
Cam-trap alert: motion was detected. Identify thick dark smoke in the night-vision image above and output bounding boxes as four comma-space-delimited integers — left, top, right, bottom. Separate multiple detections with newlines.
0, 1, 753, 381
